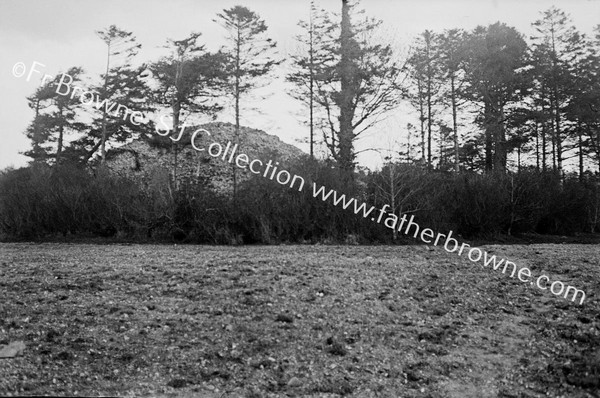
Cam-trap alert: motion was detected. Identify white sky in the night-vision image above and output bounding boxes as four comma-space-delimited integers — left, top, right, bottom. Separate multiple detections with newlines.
1, 0, 599, 171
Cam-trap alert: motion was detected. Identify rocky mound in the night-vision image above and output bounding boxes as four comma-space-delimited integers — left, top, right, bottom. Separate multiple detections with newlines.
105, 122, 306, 194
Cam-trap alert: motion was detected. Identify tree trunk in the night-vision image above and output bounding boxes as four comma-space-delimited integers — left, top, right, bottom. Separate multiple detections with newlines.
101, 43, 110, 163
554, 89, 562, 175
85, 140, 102, 163
550, 29, 562, 176
439, 125, 443, 169
484, 101, 493, 172
417, 78, 425, 162
541, 86, 547, 172
542, 121, 547, 172
425, 32, 432, 170
233, 22, 242, 200
309, 2, 315, 159
493, 104, 506, 173
535, 120, 540, 172
338, 0, 356, 173
578, 120, 584, 181
57, 123, 64, 163
172, 101, 180, 188
451, 74, 459, 173
406, 125, 411, 162
31, 98, 43, 162
597, 128, 600, 175
551, 115, 556, 173
389, 164, 397, 240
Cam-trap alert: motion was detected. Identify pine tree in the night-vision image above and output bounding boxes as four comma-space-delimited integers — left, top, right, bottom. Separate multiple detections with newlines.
531, 7, 586, 176
23, 67, 86, 164
586, 25, 600, 174
150, 32, 228, 185
287, 1, 335, 159
406, 30, 442, 170
438, 29, 467, 173
215, 6, 279, 198
462, 23, 529, 173
94, 25, 144, 163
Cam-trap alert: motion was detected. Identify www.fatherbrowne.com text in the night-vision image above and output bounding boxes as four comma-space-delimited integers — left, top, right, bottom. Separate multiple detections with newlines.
310, 186, 586, 305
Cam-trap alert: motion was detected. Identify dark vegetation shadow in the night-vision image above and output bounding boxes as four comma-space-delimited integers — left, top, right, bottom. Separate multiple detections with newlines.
0, 159, 599, 244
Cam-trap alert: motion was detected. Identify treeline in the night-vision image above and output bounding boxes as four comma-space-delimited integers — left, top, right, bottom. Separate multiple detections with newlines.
402, 7, 600, 176
1, 161, 598, 243
26, 2, 600, 178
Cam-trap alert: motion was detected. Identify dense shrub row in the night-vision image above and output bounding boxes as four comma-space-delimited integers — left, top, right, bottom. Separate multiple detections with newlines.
0, 160, 598, 243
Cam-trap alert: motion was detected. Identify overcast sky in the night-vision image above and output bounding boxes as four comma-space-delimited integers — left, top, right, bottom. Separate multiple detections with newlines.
1, 0, 599, 171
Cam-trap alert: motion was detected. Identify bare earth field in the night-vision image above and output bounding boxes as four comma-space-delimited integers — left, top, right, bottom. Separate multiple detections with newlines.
0, 243, 599, 397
